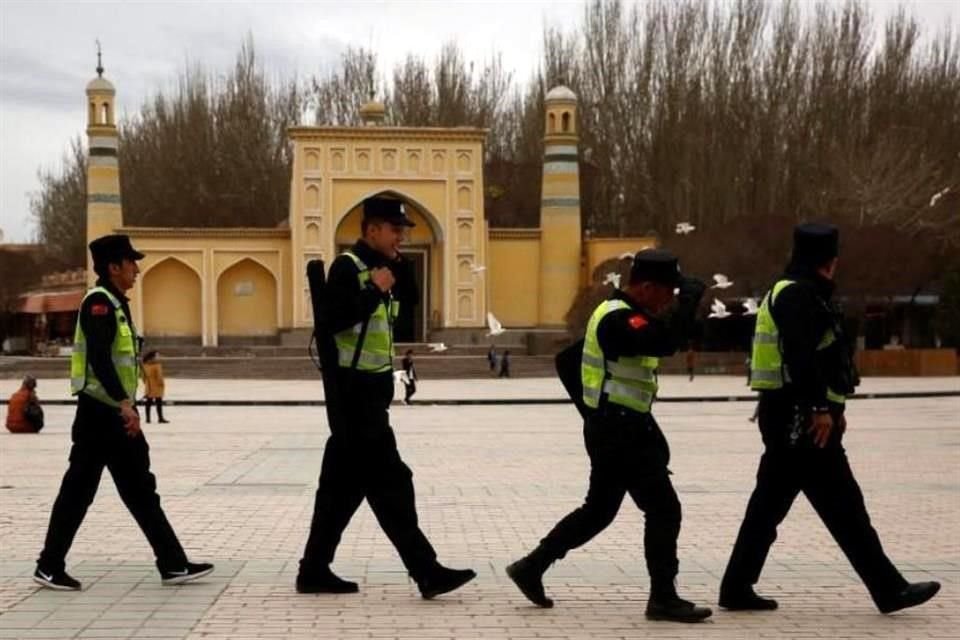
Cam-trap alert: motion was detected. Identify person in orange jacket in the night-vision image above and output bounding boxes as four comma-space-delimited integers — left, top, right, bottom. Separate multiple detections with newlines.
141, 351, 169, 424
6, 375, 44, 433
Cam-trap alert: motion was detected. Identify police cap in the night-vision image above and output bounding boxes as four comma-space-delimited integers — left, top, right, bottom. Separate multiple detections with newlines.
363, 196, 416, 227
89, 234, 145, 268
792, 222, 839, 267
630, 248, 681, 286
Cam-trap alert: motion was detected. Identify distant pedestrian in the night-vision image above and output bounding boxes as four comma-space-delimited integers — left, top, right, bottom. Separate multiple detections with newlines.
686, 345, 696, 381
141, 351, 169, 424
498, 350, 511, 378
487, 345, 497, 373
401, 349, 417, 404
6, 375, 44, 433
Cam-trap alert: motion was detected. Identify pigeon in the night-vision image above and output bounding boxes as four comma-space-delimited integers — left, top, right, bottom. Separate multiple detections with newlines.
486, 312, 505, 337
711, 274, 734, 289
675, 222, 696, 235
470, 263, 487, 274
428, 343, 448, 353
708, 298, 731, 319
603, 272, 622, 288
930, 187, 950, 207
742, 297, 759, 315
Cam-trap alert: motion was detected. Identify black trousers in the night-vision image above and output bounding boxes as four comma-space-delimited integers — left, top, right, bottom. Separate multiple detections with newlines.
403, 381, 416, 403
538, 411, 681, 594
38, 394, 188, 572
143, 397, 165, 423
722, 405, 907, 605
300, 409, 437, 581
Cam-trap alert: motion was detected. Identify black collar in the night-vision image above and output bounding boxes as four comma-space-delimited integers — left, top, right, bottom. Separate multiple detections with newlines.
783, 261, 836, 301
351, 239, 390, 268
610, 289, 653, 316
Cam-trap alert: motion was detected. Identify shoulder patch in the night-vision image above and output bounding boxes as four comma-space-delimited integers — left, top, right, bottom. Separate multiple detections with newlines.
628, 314, 648, 330
90, 303, 110, 316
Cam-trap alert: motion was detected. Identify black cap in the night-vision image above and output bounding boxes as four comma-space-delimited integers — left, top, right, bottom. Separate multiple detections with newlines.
792, 223, 839, 268
630, 248, 681, 286
363, 196, 415, 227
89, 234, 145, 268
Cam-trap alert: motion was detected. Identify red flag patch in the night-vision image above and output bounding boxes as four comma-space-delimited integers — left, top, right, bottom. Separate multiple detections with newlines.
90, 304, 110, 316
628, 314, 648, 330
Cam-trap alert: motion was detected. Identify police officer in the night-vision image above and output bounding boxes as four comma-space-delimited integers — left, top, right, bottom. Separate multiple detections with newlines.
506, 249, 713, 623
35, 235, 213, 590
297, 196, 475, 598
719, 223, 940, 613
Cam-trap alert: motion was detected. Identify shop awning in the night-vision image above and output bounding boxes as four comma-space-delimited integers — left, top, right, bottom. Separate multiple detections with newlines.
18, 290, 84, 314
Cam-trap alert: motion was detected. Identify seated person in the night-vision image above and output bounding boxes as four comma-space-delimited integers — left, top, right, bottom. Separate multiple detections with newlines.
6, 376, 44, 433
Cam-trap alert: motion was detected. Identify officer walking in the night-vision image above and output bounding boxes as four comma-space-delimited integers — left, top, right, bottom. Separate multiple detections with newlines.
719, 223, 940, 613
506, 249, 713, 623
297, 196, 475, 598
35, 235, 212, 590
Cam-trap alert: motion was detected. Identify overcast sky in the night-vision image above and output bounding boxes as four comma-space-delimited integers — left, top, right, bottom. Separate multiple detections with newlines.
1, 1, 956, 243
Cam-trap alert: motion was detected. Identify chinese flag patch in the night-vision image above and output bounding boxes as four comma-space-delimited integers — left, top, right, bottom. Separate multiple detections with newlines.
628, 314, 648, 330
90, 304, 110, 316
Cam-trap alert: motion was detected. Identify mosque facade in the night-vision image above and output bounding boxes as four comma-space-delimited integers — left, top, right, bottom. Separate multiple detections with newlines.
84, 68, 652, 346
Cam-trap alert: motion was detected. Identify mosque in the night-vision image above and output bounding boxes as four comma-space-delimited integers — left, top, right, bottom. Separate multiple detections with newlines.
84, 65, 652, 346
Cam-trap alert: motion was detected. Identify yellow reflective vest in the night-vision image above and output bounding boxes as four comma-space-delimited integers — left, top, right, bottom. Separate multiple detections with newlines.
333, 251, 400, 373
70, 286, 139, 407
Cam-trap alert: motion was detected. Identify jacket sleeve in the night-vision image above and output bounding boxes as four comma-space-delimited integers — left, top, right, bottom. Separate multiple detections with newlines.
324, 255, 387, 334
79, 292, 129, 403
772, 283, 831, 410
599, 277, 706, 359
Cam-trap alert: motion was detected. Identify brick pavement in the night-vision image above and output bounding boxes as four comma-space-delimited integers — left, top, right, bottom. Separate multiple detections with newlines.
1, 390, 957, 639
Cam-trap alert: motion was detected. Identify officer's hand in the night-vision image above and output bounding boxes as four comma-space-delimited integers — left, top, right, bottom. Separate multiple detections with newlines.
119, 400, 141, 438
808, 411, 833, 448
370, 267, 396, 293
677, 276, 707, 303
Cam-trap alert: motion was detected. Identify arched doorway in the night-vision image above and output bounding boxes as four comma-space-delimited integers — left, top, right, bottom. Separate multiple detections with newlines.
216, 258, 278, 342
334, 193, 441, 342
142, 258, 202, 343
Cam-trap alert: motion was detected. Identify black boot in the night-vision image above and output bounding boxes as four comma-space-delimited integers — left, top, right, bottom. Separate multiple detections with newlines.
296, 565, 359, 594
417, 564, 476, 599
506, 546, 556, 608
646, 585, 713, 623
877, 581, 940, 614
157, 399, 169, 424
719, 585, 778, 611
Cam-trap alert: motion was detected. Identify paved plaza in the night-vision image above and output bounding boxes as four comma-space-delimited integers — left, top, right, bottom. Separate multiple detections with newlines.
1, 376, 958, 639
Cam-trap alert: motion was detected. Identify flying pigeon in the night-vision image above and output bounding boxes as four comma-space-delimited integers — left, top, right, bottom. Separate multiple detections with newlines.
711, 274, 734, 289
486, 312, 505, 337
675, 222, 696, 235
428, 343, 448, 353
930, 187, 950, 207
708, 298, 731, 319
742, 297, 759, 315
603, 272, 622, 288
470, 263, 487, 274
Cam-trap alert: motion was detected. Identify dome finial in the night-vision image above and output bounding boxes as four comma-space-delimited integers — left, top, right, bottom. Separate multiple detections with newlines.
95, 39, 104, 77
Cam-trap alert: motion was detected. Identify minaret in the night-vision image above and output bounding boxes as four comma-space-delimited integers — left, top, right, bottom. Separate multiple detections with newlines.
85, 44, 122, 285
538, 85, 583, 326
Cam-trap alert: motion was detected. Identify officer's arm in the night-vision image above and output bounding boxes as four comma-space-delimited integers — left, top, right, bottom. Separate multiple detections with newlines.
598, 310, 678, 358
324, 255, 384, 334
773, 284, 830, 411
79, 293, 129, 403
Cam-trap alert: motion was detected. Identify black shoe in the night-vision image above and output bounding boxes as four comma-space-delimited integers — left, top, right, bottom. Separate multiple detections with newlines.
160, 562, 214, 585
646, 596, 713, 623
506, 557, 554, 608
33, 567, 81, 591
719, 587, 778, 611
878, 581, 940, 614
296, 566, 359, 594
159, 419, 170, 424
418, 566, 476, 599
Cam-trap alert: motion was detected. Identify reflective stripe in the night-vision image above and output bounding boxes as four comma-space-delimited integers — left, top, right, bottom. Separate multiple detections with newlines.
337, 349, 392, 370
749, 369, 782, 383
581, 352, 605, 369
607, 360, 655, 381
826, 388, 846, 404
753, 334, 779, 345
602, 381, 654, 406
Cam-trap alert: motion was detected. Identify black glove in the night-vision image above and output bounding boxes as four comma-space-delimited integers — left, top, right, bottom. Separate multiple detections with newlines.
676, 276, 707, 309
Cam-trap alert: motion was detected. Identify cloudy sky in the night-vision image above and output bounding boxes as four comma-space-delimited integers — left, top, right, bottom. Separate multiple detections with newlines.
0, 1, 956, 243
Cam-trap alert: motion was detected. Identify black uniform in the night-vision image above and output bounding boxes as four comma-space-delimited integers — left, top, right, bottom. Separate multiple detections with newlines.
534, 282, 703, 596
38, 280, 188, 574
720, 261, 909, 608
299, 239, 438, 581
